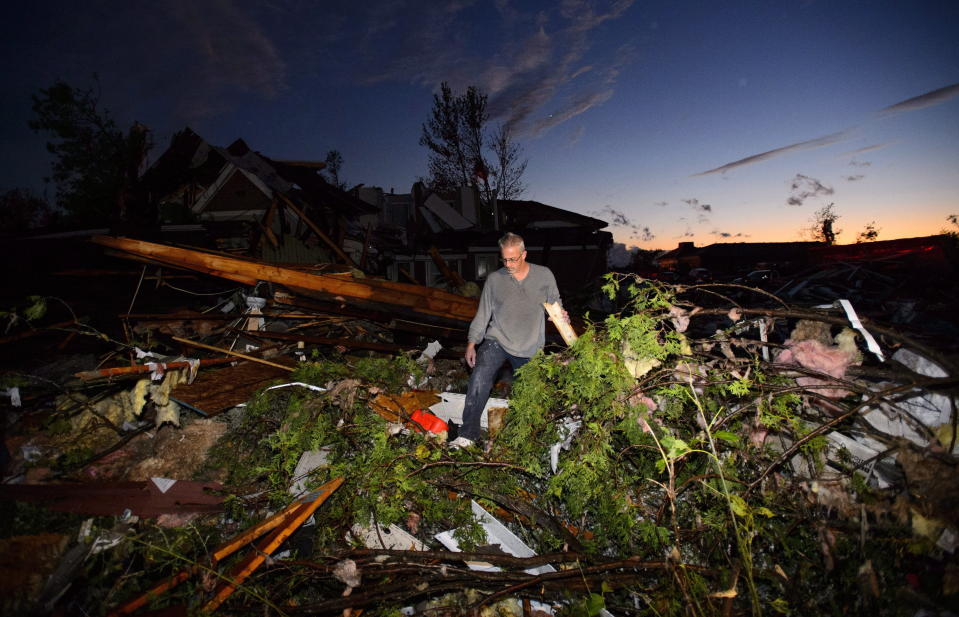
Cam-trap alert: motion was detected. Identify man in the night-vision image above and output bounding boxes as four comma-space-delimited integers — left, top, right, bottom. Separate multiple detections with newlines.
450, 232, 563, 449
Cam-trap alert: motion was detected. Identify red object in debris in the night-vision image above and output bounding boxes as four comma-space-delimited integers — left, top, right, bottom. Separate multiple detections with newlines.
409, 409, 448, 434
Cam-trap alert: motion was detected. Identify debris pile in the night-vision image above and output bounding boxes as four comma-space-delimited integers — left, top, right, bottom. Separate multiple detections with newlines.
1, 240, 958, 615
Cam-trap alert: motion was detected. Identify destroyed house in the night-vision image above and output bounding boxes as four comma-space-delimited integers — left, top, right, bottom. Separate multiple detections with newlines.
142, 128, 378, 264
810, 234, 955, 269
657, 240, 821, 274
356, 185, 612, 295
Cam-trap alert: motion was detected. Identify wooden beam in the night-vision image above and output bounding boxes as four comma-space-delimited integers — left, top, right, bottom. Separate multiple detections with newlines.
172, 336, 295, 372
239, 329, 461, 358
429, 246, 466, 288
92, 236, 479, 322
277, 193, 358, 268
74, 356, 236, 381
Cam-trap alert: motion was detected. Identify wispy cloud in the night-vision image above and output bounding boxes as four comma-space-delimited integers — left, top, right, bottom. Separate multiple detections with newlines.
712, 229, 748, 239
531, 89, 614, 134
786, 174, 833, 206
694, 130, 849, 176
567, 124, 586, 146
842, 143, 886, 158
880, 82, 959, 115
592, 205, 631, 226
653, 200, 668, 207
592, 204, 655, 242
690, 82, 956, 178
842, 174, 865, 182
41, 0, 289, 123
357, 0, 635, 136
168, 1, 287, 119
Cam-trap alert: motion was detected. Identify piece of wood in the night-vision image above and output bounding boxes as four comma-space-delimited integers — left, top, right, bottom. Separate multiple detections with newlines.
399, 266, 418, 285
273, 292, 468, 338
203, 477, 344, 612
92, 236, 479, 322
240, 329, 460, 357
0, 320, 76, 346
122, 312, 328, 320
359, 222, 373, 270
74, 356, 236, 381
544, 302, 577, 346
108, 490, 331, 617
277, 193, 358, 268
429, 246, 466, 288
108, 569, 194, 616
171, 336, 295, 372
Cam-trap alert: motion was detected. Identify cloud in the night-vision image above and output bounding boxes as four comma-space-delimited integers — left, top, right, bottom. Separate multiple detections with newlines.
681, 198, 713, 213
592, 205, 631, 226
880, 82, 959, 115
848, 159, 872, 167
357, 1, 636, 136
531, 89, 614, 135
843, 143, 886, 158
35, 1, 289, 123
786, 174, 834, 206
688, 82, 956, 180
653, 201, 668, 207
711, 229, 749, 239
567, 125, 586, 146
167, 2, 288, 119
843, 174, 865, 182
693, 130, 849, 176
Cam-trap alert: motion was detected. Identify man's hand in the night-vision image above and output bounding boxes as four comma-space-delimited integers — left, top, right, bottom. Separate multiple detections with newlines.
465, 342, 477, 368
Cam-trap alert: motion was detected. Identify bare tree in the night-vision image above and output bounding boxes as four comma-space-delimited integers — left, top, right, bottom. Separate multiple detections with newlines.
420, 82, 527, 202
486, 124, 527, 201
324, 150, 345, 190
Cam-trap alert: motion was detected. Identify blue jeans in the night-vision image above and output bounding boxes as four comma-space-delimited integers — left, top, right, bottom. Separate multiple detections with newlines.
460, 339, 530, 441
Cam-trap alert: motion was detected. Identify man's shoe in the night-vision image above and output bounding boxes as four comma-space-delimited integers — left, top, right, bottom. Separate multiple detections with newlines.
448, 437, 475, 450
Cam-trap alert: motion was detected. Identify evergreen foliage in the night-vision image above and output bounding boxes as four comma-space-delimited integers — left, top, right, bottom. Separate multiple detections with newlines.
30, 78, 152, 226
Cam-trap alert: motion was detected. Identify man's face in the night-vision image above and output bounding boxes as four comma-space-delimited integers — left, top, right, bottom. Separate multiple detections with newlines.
500, 245, 526, 274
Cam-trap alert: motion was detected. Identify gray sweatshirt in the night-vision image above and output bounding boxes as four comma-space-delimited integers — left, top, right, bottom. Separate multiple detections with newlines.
468, 263, 561, 358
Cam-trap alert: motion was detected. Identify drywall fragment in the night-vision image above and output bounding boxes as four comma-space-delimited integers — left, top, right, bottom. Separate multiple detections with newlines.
351, 523, 427, 551
435, 500, 555, 576
429, 392, 508, 430
289, 448, 331, 498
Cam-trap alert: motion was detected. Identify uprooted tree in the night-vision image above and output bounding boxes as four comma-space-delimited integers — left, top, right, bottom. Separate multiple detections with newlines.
30, 78, 153, 228
419, 82, 527, 207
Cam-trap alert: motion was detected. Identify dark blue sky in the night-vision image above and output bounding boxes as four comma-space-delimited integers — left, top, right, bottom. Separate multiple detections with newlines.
2, 1, 957, 248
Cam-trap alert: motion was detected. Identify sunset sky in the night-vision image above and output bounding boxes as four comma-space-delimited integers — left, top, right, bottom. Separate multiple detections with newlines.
1, 1, 957, 249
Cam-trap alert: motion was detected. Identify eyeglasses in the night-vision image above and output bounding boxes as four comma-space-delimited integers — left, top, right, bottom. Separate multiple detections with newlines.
500, 256, 523, 264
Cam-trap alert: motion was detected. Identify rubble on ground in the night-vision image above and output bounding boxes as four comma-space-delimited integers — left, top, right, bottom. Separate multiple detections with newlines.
0, 239, 957, 616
